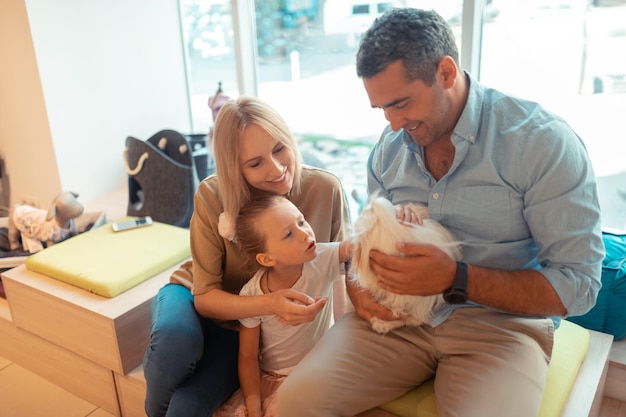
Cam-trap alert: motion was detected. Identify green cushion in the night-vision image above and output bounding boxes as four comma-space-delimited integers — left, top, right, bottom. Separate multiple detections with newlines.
379, 319, 590, 417
25, 217, 190, 297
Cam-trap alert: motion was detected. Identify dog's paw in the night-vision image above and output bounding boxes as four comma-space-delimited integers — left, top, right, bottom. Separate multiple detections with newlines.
370, 317, 404, 334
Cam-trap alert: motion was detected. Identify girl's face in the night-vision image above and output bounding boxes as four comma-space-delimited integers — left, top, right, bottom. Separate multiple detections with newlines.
239, 123, 295, 195
258, 199, 317, 266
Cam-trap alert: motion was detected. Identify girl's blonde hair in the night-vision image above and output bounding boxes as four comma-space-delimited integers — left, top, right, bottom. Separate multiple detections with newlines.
213, 96, 303, 223
235, 194, 288, 268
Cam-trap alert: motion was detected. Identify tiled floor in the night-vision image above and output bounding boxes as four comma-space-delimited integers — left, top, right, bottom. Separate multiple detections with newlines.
1, 353, 625, 417
0, 355, 115, 417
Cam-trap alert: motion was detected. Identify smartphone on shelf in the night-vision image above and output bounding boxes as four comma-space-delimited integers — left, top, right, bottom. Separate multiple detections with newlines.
111, 216, 153, 232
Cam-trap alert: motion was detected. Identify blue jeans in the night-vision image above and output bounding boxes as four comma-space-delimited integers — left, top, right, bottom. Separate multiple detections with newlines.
143, 283, 240, 417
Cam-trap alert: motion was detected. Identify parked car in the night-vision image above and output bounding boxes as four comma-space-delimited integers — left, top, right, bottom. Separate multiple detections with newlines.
323, 0, 400, 50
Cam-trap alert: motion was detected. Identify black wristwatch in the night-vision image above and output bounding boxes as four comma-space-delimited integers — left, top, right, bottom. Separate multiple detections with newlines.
443, 262, 469, 304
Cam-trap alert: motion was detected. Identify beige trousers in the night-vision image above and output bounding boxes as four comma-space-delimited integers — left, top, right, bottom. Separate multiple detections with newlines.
277, 307, 554, 417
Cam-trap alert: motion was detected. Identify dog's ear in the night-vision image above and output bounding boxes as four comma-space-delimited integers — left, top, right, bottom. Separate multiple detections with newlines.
355, 209, 378, 234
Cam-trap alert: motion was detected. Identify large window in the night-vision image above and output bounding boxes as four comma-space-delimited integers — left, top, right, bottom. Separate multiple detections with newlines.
479, 0, 626, 230
180, 0, 625, 228
180, 0, 238, 132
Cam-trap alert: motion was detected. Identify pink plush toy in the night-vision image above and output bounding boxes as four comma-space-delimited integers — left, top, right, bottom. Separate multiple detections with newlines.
8, 191, 84, 253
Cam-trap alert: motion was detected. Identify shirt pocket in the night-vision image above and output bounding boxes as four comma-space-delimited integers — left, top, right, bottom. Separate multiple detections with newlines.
454, 186, 525, 241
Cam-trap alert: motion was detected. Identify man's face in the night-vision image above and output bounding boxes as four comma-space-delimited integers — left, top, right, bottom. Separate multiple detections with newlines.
363, 60, 452, 147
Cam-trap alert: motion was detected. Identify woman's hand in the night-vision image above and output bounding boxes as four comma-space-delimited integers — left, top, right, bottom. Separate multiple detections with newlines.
269, 289, 328, 326
345, 278, 403, 323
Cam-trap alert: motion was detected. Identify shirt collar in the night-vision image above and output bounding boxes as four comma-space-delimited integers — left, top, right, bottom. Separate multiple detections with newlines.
453, 71, 482, 145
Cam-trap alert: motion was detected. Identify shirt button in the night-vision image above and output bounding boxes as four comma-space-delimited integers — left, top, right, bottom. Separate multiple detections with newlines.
432, 192, 440, 200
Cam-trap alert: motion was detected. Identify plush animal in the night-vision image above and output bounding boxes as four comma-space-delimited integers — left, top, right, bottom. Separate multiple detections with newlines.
8, 191, 84, 253
206, 81, 230, 150
351, 196, 462, 334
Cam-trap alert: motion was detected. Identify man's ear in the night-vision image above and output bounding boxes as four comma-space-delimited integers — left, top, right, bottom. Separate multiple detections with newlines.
256, 253, 277, 267
437, 56, 458, 88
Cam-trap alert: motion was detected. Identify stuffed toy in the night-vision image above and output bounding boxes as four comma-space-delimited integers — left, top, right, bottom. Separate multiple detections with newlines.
207, 81, 230, 150
8, 191, 84, 253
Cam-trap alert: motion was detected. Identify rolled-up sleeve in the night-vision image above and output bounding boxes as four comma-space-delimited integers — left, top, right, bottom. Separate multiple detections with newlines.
521, 125, 604, 316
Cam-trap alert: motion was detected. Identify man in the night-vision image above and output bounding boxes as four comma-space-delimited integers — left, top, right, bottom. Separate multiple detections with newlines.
277, 8, 605, 417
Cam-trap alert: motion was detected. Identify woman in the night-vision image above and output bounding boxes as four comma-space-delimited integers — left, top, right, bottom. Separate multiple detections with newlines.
142, 96, 350, 417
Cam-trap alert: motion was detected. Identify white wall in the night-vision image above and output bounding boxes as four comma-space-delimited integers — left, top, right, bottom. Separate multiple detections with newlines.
0, 0, 60, 210
0, 0, 191, 209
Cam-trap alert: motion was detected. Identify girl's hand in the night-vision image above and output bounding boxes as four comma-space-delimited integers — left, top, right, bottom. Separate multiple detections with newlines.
270, 289, 328, 325
247, 406, 263, 417
345, 278, 404, 322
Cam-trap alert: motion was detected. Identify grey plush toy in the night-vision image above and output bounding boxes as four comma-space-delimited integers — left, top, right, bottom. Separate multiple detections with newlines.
8, 191, 84, 253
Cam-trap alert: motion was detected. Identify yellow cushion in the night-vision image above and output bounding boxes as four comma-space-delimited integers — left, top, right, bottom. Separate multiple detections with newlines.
380, 319, 590, 417
539, 320, 590, 417
381, 379, 437, 417
25, 217, 190, 297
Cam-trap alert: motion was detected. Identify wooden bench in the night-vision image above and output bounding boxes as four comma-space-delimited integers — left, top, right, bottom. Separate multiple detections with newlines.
0, 263, 179, 416
114, 323, 614, 417
0, 263, 616, 417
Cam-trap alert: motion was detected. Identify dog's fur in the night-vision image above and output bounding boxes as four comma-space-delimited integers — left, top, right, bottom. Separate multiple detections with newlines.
351, 197, 461, 334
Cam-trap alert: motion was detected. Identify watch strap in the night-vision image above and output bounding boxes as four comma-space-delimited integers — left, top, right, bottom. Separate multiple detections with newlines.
443, 261, 468, 304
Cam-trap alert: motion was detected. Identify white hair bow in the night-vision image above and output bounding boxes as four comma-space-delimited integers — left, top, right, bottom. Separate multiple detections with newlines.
217, 212, 237, 242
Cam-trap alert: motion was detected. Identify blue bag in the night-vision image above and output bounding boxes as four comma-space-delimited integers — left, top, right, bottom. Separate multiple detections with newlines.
568, 231, 626, 340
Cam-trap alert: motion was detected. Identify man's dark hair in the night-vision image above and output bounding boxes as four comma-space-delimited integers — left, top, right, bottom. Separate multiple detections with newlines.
356, 8, 459, 85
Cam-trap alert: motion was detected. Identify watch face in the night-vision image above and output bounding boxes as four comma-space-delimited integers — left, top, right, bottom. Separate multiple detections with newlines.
444, 289, 468, 304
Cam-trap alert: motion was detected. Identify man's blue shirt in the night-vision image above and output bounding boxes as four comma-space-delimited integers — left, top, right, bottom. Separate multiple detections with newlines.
367, 72, 605, 327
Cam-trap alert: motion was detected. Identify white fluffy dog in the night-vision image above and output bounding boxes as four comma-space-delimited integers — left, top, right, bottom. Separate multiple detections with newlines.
351, 197, 461, 334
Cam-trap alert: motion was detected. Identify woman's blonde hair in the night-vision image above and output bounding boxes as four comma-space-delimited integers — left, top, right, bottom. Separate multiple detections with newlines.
213, 96, 303, 223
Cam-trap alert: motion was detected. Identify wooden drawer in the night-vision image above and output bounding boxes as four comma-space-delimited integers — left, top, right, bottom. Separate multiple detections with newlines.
606, 339, 626, 402
2, 263, 178, 374
115, 366, 148, 417
0, 300, 120, 415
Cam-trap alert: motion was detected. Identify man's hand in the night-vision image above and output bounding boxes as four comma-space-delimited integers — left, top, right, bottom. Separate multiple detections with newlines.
369, 242, 456, 296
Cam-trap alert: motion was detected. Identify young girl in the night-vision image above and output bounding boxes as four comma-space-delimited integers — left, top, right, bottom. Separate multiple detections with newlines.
213, 194, 352, 417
